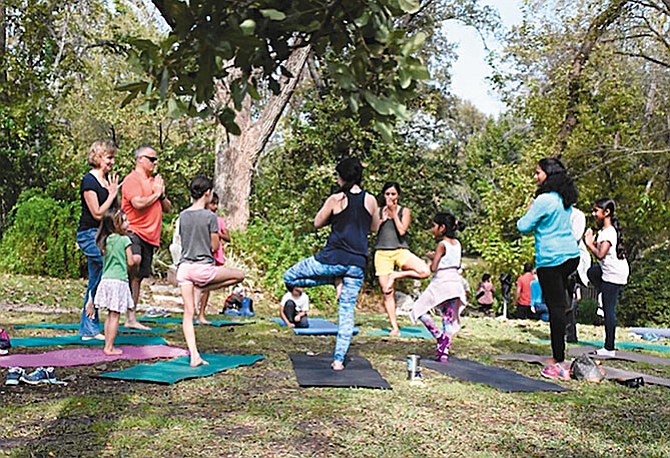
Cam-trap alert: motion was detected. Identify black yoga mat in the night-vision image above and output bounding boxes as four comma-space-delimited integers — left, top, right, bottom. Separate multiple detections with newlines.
289, 353, 391, 390
567, 346, 670, 366
493, 353, 670, 388
422, 356, 568, 393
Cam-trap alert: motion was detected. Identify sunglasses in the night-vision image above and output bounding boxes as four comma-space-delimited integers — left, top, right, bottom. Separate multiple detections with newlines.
142, 155, 158, 163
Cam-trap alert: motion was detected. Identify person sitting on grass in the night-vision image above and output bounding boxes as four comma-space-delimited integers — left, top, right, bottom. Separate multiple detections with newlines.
176, 175, 245, 367
92, 209, 141, 356
279, 287, 310, 328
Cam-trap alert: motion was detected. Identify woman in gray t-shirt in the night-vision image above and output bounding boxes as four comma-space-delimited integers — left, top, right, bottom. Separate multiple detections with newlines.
374, 182, 431, 336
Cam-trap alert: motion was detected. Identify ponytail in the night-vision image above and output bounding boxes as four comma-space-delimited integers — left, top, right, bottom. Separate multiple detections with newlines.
434, 212, 465, 238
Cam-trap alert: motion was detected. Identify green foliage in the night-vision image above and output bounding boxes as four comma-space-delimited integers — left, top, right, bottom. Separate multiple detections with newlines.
0, 191, 83, 278
619, 242, 670, 327
231, 220, 338, 310
120, 0, 431, 139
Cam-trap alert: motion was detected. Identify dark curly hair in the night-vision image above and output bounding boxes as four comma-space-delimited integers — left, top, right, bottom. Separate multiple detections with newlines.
535, 157, 578, 209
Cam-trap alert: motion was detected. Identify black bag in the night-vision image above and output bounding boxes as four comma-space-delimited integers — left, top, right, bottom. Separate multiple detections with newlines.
570, 354, 604, 382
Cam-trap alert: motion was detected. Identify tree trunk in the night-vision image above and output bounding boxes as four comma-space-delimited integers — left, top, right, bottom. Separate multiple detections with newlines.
0, 0, 7, 102
213, 45, 311, 230
556, 0, 629, 155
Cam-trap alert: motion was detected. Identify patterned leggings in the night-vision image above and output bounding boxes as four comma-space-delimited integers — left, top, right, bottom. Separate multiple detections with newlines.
284, 256, 364, 363
418, 298, 460, 360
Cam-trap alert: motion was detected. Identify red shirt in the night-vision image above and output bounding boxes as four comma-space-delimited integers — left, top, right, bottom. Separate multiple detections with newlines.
516, 272, 534, 306
121, 169, 163, 247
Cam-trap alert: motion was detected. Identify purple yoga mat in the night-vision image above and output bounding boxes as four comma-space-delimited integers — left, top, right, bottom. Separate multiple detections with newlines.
0, 345, 189, 368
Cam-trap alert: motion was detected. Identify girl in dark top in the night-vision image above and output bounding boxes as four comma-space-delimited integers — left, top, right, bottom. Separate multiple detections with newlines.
374, 182, 430, 336
284, 157, 380, 370
76, 140, 120, 340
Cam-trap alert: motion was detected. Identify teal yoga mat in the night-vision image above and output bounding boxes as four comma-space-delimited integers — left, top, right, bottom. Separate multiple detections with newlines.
11, 335, 168, 348
138, 316, 253, 326
271, 317, 359, 335
530, 338, 670, 354
14, 323, 174, 334
367, 326, 433, 339
99, 353, 265, 384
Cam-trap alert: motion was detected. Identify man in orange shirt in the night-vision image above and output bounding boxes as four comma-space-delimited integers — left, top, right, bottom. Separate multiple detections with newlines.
515, 262, 534, 319
122, 145, 171, 329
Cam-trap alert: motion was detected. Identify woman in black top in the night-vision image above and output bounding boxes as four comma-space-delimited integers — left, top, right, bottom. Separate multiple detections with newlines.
75, 140, 119, 339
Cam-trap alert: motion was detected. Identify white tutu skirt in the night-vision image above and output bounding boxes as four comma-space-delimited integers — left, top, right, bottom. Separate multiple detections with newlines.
94, 279, 134, 313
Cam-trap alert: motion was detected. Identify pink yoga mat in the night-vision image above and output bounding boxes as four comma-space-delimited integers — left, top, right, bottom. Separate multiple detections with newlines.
0, 345, 189, 368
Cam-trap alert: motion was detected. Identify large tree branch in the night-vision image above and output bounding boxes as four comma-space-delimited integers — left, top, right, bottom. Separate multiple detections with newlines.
556, 0, 631, 156
150, 0, 176, 29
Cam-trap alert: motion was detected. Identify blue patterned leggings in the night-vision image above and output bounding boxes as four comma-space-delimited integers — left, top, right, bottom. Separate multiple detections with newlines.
284, 256, 364, 363
419, 298, 460, 359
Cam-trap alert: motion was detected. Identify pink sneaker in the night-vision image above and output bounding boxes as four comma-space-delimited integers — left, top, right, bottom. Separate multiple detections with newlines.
541, 363, 571, 381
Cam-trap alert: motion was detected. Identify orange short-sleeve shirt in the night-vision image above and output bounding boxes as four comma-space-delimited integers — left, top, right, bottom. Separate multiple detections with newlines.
121, 169, 163, 247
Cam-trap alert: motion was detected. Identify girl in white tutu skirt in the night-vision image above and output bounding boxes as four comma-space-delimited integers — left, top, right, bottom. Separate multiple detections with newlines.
92, 209, 140, 355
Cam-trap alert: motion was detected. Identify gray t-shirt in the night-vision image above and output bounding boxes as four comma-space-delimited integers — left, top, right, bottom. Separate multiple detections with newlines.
178, 208, 219, 265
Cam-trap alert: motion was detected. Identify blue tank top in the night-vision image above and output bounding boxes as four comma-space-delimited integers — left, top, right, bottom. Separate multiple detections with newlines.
315, 190, 372, 268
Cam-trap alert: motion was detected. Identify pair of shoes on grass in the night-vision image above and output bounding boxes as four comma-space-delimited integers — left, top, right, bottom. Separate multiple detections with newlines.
5, 367, 66, 386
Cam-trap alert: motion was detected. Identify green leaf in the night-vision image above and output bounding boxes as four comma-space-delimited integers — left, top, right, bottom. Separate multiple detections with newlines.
114, 81, 147, 93
402, 31, 426, 56
373, 119, 394, 142
260, 9, 286, 21
240, 19, 256, 36
159, 68, 169, 99
362, 91, 393, 116
398, 0, 421, 14
167, 97, 181, 119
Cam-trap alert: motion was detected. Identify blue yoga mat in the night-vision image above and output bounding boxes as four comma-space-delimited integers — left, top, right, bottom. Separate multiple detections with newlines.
629, 327, 670, 339
530, 338, 670, 354
11, 335, 168, 348
271, 318, 359, 335
99, 353, 264, 384
367, 326, 433, 339
13, 323, 174, 334
138, 316, 253, 326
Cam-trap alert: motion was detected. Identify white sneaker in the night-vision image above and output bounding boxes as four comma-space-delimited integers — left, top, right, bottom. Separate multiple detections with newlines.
595, 348, 616, 357
81, 333, 105, 341
596, 293, 604, 316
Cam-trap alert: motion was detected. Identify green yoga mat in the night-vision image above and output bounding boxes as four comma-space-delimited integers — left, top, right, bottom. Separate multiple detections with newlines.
14, 323, 174, 334
11, 335, 168, 348
367, 326, 433, 339
99, 353, 265, 384
530, 338, 670, 354
138, 317, 253, 326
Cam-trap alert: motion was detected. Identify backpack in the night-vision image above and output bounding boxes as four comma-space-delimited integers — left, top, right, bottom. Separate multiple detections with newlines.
570, 354, 604, 382
0, 328, 11, 349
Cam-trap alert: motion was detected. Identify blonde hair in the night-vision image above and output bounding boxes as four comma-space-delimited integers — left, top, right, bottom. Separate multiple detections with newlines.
87, 139, 117, 167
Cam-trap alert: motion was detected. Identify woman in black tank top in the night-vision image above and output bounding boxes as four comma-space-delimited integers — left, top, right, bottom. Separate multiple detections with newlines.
374, 182, 430, 336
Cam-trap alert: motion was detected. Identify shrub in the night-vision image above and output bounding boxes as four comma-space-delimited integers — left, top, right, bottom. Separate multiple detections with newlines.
618, 242, 670, 327
0, 191, 83, 278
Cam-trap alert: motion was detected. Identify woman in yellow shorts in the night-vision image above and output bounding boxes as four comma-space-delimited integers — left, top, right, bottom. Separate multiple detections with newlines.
375, 182, 431, 335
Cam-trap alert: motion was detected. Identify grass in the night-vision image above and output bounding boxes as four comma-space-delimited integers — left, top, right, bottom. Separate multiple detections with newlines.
1, 273, 669, 457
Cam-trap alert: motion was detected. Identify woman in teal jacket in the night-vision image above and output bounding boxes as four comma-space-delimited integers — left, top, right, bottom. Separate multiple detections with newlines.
517, 158, 579, 380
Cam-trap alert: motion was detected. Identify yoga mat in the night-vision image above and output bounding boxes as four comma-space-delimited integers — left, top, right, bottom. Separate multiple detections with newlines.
11, 335, 168, 348
567, 346, 670, 366
98, 353, 264, 384
367, 326, 433, 339
530, 338, 670, 354
0, 345, 188, 368
13, 323, 174, 334
629, 327, 670, 339
422, 357, 568, 392
493, 353, 670, 388
290, 353, 390, 389
272, 318, 359, 336
139, 317, 253, 326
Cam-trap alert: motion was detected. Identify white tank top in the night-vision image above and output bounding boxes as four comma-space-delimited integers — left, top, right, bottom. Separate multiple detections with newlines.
438, 239, 461, 270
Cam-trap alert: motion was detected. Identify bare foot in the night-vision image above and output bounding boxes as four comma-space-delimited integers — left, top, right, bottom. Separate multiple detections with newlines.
103, 347, 123, 356
388, 328, 401, 337
197, 317, 211, 325
124, 321, 151, 331
331, 360, 344, 371
190, 357, 209, 367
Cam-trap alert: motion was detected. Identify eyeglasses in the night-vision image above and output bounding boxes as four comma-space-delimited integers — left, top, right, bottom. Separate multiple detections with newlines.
142, 156, 158, 163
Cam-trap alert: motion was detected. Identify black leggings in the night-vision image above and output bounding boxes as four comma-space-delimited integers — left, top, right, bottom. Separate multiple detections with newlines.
537, 257, 579, 363
283, 300, 309, 328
